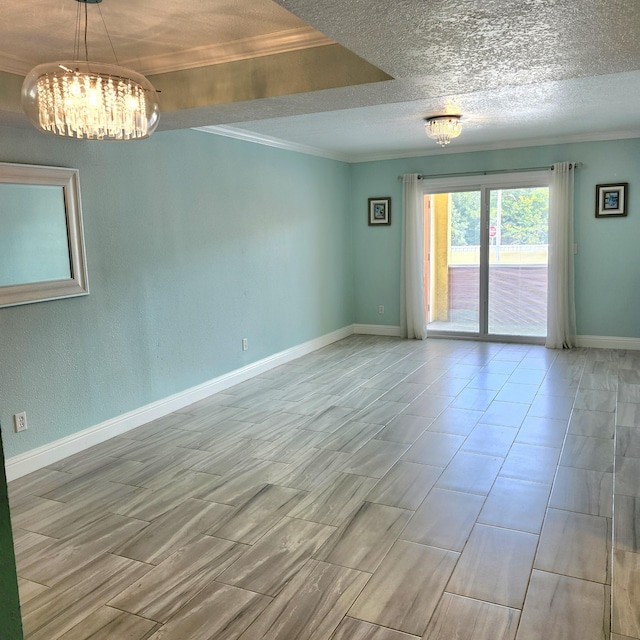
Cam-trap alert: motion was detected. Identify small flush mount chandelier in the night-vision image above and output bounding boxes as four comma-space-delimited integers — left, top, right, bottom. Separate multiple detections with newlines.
21, 0, 160, 141
424, 115, 462, 147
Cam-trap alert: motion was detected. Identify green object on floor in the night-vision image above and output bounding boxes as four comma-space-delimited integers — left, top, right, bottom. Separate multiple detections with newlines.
0, 436, 23, 640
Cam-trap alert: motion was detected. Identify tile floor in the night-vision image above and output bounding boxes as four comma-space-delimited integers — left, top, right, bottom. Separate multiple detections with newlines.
7, 335, 640, 640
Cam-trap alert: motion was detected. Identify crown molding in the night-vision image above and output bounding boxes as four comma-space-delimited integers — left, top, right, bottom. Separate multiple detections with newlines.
194, 125, 351, 162
194, 125, 640, 164
0, 27, 334, 77
345, 130, 640, 163
140, 28, 333, 76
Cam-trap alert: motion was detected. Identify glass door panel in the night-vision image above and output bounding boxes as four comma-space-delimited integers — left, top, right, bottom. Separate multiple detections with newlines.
427, 190, 481, 334
488, 187, 549, 337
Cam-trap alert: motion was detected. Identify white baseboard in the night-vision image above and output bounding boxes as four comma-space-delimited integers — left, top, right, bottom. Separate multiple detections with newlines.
353, 324, 402, 337
5, 325, 355, 482
575, 335, 640, 350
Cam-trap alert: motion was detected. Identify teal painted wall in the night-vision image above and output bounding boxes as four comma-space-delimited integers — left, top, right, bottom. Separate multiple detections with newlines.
0, 435, 22, 639
0, 126, 353, 459
351, 139, 640, 337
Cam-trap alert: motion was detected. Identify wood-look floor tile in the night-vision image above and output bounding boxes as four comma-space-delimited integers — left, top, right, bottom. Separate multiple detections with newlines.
275, 449, 352, 491
22, 553, 152, 640
435, 451, 503, 495
494, 383, 539, 405
549, 467, 613, 517
427, 408, 484, 436
318, 421, 385, 454
423, 376, 470, 397
400, 488, 484, 551
301, 406, 359, 432
210, 484, 305, 544
403, 394, 452, 418
528, 394, 574, 420
424, 593, 520, 640
480, 400, 529, 427
615, 457, 640, 498
12, 489, 143, 539
196, 459, 290, 506
617, 403, 640, 428
289, 472, 378, 526
614, 495, 640, 553
239, 559, 370, 640
461, 424, 518, 457
574, 389, 617, 412
331, 618, 419, 639
534, 508, 610, 583
8, 468, 73, 506
186, 438, 260, 475
113, 498, 233, 564
217, 517, 335, 596
349, 540, 458, 636
380, 382, 427, 403
401, 431, 464, 467
612, 550, 640, 637
356, 400, 410, 425
516, 570, 608, 640
111, 448, 215, 486
335, 387, 387, 410
109, 471, 223, 521
341, 440, 409, 478
568, 409, 615, 438
447, 524, 538, 608
499, 443, 560, 485
478, 477, 551, 534
146, 581, 271, 640
16, 534, 121, 588
468, 372, 510, 390
617, 427, 640, 458
450, 388, 497, 412
374, 414, 432, 444
18, 578, 49, 605
315, 502, 413, 572
560, 435, 613, 472
56, 606, 158, 640
515, 416, 568, 449
366, 461, 441, 509
109, 535, 246, 622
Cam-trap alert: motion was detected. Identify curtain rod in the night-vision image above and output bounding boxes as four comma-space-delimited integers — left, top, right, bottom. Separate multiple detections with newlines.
397, 162, 582, 181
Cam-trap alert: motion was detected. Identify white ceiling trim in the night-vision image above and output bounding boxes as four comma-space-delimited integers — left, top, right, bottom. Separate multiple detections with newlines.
136, 27, 334, 76
0, 27, 334, 77
194, 125, 350, 162
197, 125, 640, 164
347, 129, 640, 163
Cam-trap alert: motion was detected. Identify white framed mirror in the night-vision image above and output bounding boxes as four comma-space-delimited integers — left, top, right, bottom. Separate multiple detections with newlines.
0, 162, 88, 308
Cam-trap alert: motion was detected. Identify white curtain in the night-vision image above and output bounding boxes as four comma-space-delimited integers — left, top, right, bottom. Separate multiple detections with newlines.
546, 162, 576, 349
400, 174, 427, 339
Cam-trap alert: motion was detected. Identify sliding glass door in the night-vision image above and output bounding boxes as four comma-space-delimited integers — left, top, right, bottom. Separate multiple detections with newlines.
424, 173, 549, 341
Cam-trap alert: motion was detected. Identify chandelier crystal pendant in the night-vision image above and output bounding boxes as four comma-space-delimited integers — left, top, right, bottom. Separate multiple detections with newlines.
424, 115, 462, 147
21, 0, 160, 141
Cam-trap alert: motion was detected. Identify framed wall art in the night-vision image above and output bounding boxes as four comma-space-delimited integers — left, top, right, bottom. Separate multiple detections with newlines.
368, 197, 391, 226
596, 183, 627, 218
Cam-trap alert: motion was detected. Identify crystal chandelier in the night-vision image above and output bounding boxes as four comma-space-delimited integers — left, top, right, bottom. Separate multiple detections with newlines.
424, 115, 462, 147
21, 0, 159, 141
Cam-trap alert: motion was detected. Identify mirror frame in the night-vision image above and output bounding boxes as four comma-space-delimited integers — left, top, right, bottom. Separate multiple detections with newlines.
0, 162, 88, 308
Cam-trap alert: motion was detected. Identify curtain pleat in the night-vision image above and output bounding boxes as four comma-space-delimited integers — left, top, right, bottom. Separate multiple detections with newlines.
400, 174, 427, 340
546, 162, 576, 349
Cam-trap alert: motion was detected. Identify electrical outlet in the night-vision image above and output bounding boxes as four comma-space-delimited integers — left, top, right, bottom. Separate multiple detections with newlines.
378, 305, 385, 314
242, 338, 248, 351
14, 411, 27, 433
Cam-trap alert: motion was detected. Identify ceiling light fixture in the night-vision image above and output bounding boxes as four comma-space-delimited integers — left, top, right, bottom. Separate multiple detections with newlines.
424, 115, 462, 147
21, 0, 160, 141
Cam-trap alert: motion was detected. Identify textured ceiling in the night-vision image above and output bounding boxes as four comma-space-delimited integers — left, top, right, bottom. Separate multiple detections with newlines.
1, 0, 640, 159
